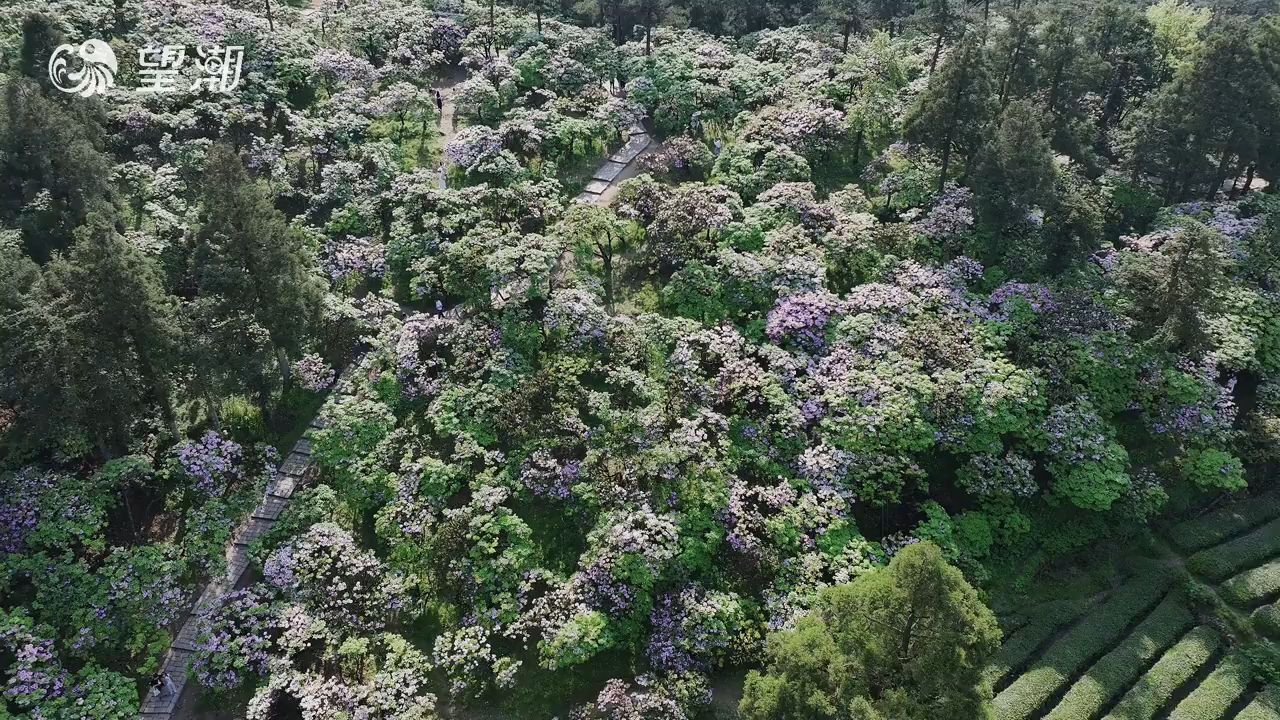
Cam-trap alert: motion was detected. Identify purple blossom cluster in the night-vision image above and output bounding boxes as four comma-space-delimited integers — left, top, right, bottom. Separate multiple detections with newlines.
765, 292, 842, 350
638, 136, 713, 176
394, 314, 456, 399
293, 353, 337, 393
987, 281, 1057, 320
913, 186, 975, 242
263, 523, 403, 630
191, 587, 277, 689
174, 431, 243, 496
445, 126, 504, 170
647, 587, 752, 673
584, 676, 688, 720
546, 289, 609, 350
1043, 402, 1110, 464
520, 450, 579, 500
1149, 366, 1237, 440
957, 452, 1038, 498
0, 619, 65, 708
721, 479, 797, 556
313, 49, 378, 86
1208, 204, 1265, 242
323, 236, 387, 282
0, 468, 56, 554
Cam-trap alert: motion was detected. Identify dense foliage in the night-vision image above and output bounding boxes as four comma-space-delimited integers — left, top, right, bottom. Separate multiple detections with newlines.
2, 0, 1280, 717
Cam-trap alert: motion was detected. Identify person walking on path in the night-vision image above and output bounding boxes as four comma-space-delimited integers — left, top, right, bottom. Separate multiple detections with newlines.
434, 89, 444, 115
149, 671, 177, 698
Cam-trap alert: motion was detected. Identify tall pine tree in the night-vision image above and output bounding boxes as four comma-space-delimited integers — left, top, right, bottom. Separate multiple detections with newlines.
191, 145, 324, 412
904, 34, 997, 191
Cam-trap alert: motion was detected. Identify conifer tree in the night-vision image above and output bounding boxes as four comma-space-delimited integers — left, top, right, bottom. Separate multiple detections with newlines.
972, 100, 1058, 228
191, 145, 324, 403
904, 34, 997, 191
2, 212, 181, 457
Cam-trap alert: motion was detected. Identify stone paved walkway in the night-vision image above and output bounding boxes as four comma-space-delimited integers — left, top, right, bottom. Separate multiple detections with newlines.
138, 356, 368, 720
574, 123, 653, 206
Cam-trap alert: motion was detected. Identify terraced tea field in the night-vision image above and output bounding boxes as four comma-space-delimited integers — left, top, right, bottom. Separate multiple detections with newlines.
990, 493, 1280, 720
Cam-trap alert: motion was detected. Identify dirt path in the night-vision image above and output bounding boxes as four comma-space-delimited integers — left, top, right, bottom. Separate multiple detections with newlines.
434, 64, 467, 187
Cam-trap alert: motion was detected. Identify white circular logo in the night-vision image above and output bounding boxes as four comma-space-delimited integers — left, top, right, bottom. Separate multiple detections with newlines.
48, 40, 118, 97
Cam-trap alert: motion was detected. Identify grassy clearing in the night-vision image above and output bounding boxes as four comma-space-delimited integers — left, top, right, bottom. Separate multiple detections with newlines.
993, 573, 1173, 720
1187, 517, 1280, 582
1167, 652, 1254, 720
1043, 594, 1195, 720
1102, 626, 1222, 720
1223, 561, 1280, 608
1168, 493, 1280, 553
985, 596, 1099, 689
1237, 686, 1280, 720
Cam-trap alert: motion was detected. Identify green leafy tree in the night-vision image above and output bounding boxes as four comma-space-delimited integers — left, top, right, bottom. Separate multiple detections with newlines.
1145, 0, 1210, 82
991, 7, 1039, 107
821, 0, 865, 52
740, 542, 1001, 720
1113, 218, 1229, 354
1086, 1, 1157, 134
1125, 22, 1272, 201
560, 204, 629, 311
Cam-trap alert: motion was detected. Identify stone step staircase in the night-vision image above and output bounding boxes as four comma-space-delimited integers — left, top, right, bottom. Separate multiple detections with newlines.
574, 123, 652, 206
137, 356, 367, 719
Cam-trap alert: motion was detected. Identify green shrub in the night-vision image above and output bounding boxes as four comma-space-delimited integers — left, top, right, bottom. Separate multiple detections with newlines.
1168, 652, 1253, 720
985, 597, 1097, 688
1236, 685, 1280, 720
1188, 517, 1280, 582
1044, 595, 1195, 720
221, 395, 265, 443
1255, 606, 1280, 640
1103, 626, 1222, 720
1224, 562, 1280, 608
1180, 448, 1247, 492
1169, 494, 1280, 553
993, 572, 1174, 720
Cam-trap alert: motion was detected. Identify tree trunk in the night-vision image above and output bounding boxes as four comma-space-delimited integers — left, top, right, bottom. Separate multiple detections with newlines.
265, 0, 274, 31
645, 10, 653, 56
598, 240, 615, 312
277, 346, 292, 387
206, 388, 222, 430
122, 487, 139, 541
536, 6, 542, 34
842, 20, 852, 53
1207, 145, 1233, 202
998, 35, 1026, 107
938, 141, 952, 192
930, 32, 945, 71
